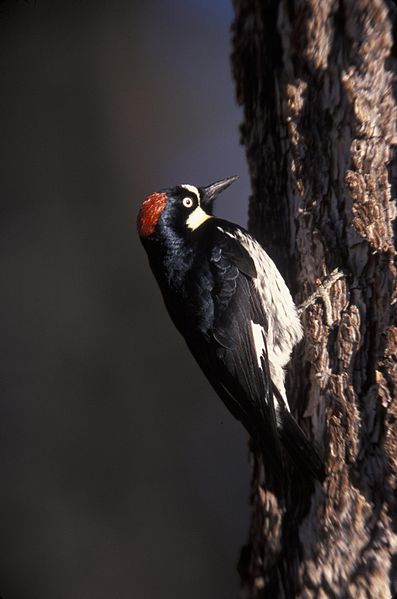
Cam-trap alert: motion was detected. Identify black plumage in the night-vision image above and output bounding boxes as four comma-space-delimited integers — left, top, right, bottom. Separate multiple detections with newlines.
137, 178, 324, 485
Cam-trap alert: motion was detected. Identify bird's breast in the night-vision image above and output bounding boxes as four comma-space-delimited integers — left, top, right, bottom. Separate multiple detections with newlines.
154, 258, 215, 339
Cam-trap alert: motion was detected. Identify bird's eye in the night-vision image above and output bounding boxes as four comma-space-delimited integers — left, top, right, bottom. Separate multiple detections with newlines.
182, 197, 194, 208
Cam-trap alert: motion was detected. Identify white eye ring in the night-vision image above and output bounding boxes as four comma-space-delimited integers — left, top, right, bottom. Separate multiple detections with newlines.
182, 197, 194, 208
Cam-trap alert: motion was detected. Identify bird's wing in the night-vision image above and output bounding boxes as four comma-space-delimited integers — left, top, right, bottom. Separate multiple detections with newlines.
205, 225, 324, 482
202, 226, 283, 468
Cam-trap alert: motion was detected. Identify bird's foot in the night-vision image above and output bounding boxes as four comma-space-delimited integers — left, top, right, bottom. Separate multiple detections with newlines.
298, 268, 344, 326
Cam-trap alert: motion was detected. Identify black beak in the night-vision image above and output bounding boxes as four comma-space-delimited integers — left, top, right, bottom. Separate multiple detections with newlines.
201, 176, 238, 209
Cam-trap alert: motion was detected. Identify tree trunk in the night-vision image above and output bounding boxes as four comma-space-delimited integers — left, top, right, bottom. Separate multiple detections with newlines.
231, 1, 397, 597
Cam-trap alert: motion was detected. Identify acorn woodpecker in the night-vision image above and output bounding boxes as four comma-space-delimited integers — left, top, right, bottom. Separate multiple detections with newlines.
137, 177, 324, 483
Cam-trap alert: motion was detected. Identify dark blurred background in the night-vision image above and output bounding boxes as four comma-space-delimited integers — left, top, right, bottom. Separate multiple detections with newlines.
0, 1, 252, 597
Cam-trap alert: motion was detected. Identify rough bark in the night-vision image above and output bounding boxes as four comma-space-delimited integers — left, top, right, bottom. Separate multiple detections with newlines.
232, 1, 397, 597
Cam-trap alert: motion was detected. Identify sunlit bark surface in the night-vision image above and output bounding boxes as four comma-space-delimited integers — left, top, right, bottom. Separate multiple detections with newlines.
232, 1, 397, 596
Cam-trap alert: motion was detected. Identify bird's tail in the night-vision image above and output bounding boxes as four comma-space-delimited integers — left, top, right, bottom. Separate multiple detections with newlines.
279, 409, 325, 482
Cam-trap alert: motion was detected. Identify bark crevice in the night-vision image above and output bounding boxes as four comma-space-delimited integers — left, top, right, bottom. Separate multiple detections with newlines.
232, 0, 397, 596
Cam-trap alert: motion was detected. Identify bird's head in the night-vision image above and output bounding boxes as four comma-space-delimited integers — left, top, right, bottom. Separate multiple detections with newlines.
137, 176, 238, 240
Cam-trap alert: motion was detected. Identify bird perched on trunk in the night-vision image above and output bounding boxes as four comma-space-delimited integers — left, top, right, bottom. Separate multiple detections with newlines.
137, 176, 324, 484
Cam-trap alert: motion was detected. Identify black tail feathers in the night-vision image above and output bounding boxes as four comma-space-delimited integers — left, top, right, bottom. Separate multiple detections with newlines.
279, 409, 325, 482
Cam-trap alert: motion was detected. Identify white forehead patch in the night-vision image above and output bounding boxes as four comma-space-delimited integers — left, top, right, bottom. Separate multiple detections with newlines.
186, 206, 212, 231
181, 184, 200, 201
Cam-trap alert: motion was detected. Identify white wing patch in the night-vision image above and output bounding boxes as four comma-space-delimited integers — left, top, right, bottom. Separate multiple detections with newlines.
181, 184, 200, 201
235, 230, 302, 411
186, 206, 212, 231
250, 320, 266, 368
234, 230, 303, 368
